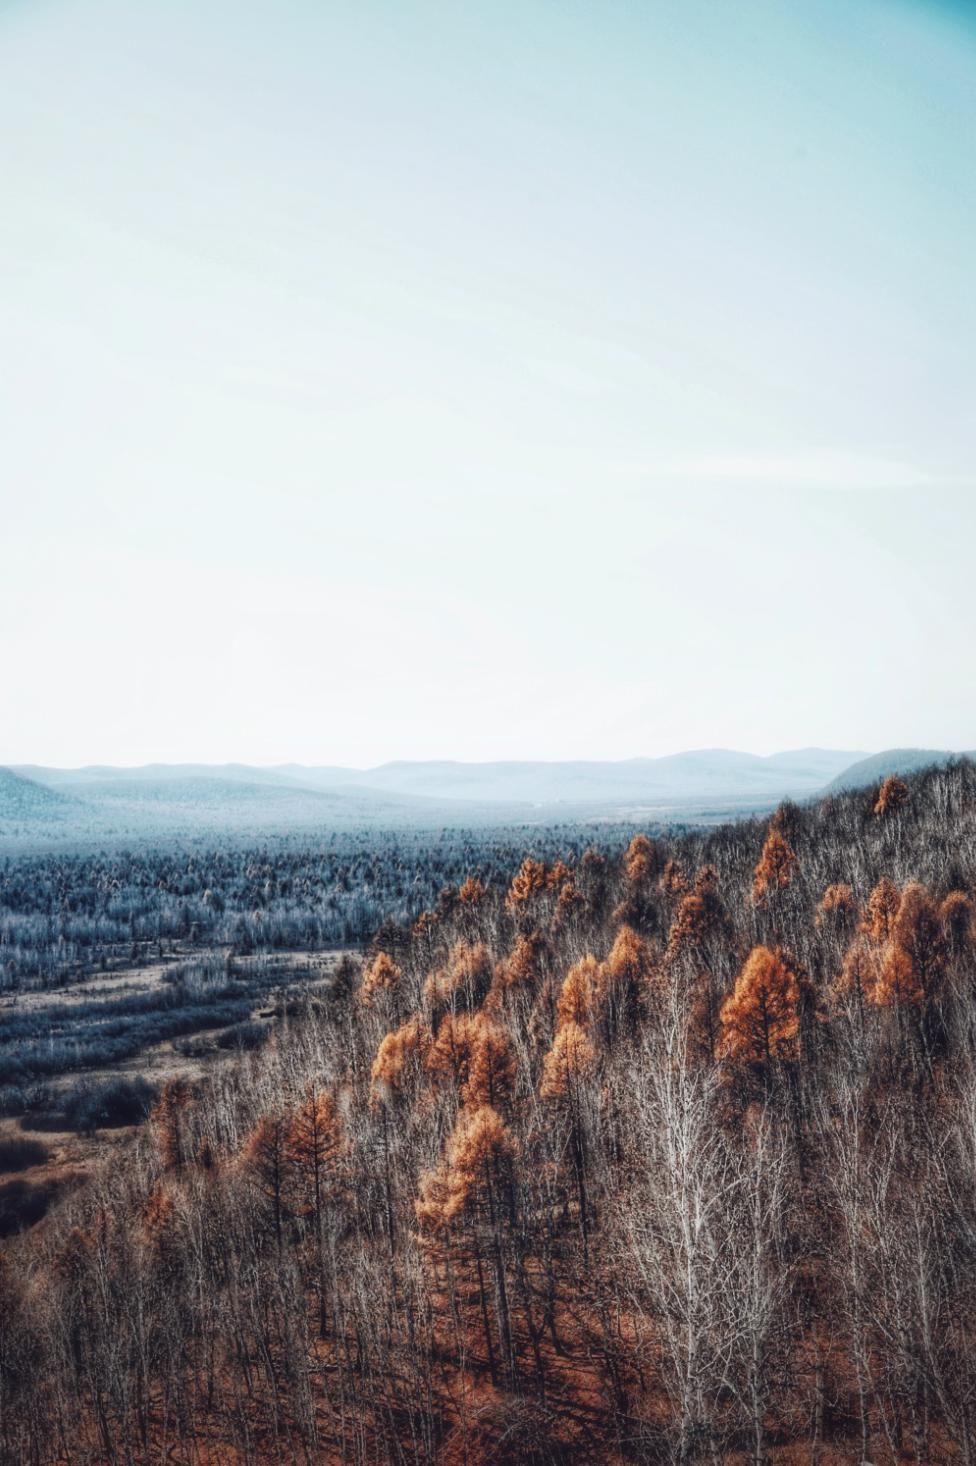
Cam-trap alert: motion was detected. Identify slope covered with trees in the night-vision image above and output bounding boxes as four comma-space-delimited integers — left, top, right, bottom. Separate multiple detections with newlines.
2, 762, 976, 1463
826, 749, 976, 793
0, 768, 76, 834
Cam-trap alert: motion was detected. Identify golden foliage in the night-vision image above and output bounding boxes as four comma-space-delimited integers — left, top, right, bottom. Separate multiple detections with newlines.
623, 834, 655, 886
447, 1101, 515, 1185
861, 878, 902, 944
605, 924, 654, 988
752, 828, 797, 905
453, 937, 493, 990
413, 1161, 454, 1237
506, 857, 549, 909
423, 939, 493, 1008
370, 1017, 431, 1102
666, 890, 708, 960
415, 1105, 516, 1234
463, 1020, 517, 1109
847, 881, 947, 1009
892, 882, 943, 959
361, 951, 402, 1004
829, 937, 879, 1007
546, 860, 574, 890
817, 882, 856, 925
426, 1012, 472, 1083
872, 941, 923, 1007
540, 1021, 596, 1098
665, 866, 724, 961
458, 876, 485, 905
493, 930, 546, 993
875, 775, 909, 816
718, 946, 800, 1064
553, 880, 585, 929
658, 857, 687, 898
411, 909, 439, 941
555, 955, 602, 1029
426, 1012, 516, 1109
870, 881, 947, 1007
243, 1114, 286, 1171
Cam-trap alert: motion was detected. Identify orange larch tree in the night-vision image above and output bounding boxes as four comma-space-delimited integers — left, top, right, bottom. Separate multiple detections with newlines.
861, 878, 902, 945
829, 937, 880, 1029
426, 1012, 517, 1110
718, 946, 801, 1066
505, 858, 548, 911
488, 929, 548, 1010
817, 882, 856, 927
874, 775, 909, 817
600, 924, 655, 1042
752, 828, 798, 905
614, 835, 658, 928
539, 1020, 596, 1253
424, 939, 494, 1014
555, 954, 602, 1030
370, 1017, 432, 1106
462, 1017, 517, 1110
624, 834, 656, 886
658, 857, 688, 900
540, 1020, 595, 1100
871, 881, 947, 1009
286, 1086, 342, 1221
415, 1105, 519, 1385
361, 950, 402, 1005
666, 865, 727, 963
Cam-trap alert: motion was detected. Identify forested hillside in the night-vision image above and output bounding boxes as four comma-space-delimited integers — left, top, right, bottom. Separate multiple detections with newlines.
2, 762, 976, 1464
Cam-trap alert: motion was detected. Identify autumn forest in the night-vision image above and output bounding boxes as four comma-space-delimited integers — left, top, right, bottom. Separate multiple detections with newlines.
3, 761, 976, 1464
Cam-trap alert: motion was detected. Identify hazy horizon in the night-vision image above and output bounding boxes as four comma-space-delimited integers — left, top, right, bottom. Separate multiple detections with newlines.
4, 1, 975, 766
11, 744, 878, 774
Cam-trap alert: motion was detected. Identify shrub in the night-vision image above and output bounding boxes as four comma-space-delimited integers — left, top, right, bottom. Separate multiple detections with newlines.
0, 1136, 48, 1172
0, 1176, 60, 1236
215, 1019, 270, 1051
58, 1076, 159, 1133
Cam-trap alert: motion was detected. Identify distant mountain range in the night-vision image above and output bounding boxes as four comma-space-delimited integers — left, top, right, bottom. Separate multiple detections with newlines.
0, 766, 500, 844
1, 747, 969, 846
271, 749, 868, 806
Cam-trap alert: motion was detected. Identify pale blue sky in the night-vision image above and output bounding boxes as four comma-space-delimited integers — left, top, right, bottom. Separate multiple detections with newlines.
2, 0, 974, 765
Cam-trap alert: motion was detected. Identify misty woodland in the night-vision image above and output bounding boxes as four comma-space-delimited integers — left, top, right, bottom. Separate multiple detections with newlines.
2, 761, 976, 1463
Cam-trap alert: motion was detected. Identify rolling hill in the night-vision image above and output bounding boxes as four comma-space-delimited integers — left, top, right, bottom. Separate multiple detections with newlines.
0, 770, 526, 844
276, 747, 866, 806
0, 768, 76, 830
0, 748, 873, 847
826, 747, 976, 793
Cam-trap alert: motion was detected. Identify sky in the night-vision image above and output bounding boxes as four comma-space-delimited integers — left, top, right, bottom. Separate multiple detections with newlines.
2, 0, 975, 768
